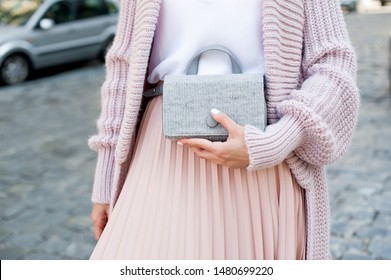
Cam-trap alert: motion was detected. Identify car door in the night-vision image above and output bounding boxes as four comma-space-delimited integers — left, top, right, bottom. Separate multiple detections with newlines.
68, 0, 115, 58
29, 0, 80, 68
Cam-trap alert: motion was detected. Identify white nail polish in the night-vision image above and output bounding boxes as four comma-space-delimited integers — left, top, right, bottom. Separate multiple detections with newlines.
177, 142, 183, 146
211, 108, 220, 115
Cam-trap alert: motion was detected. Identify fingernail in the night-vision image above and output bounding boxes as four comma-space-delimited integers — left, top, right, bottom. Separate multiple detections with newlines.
177, 141, 183, 146
211, 108, 220, 115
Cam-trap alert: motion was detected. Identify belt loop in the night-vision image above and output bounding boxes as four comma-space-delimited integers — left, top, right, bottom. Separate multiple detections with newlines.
143, 81, 164, 98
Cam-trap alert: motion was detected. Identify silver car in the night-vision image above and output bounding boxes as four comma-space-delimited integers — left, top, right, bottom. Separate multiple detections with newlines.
0, 0, 118, 85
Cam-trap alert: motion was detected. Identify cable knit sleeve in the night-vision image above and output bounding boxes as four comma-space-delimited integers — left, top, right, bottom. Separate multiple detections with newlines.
245, 0, 359, 170
87, 0, 136, 204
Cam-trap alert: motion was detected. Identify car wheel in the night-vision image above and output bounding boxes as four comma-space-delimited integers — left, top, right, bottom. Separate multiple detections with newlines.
100, 37, 114, 62
0, 54, 30, 85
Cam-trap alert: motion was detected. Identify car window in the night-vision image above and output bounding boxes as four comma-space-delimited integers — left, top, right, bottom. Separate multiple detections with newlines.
42, 1, 72, 25
105, 0, 118, 15
0, 0, 43, 27
75, 0, 109, 20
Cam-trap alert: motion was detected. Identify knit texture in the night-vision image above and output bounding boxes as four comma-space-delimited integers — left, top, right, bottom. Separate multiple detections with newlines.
88, 0, 359, 260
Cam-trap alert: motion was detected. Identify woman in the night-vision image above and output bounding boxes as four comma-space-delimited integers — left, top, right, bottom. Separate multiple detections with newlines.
88, 0, 359, 260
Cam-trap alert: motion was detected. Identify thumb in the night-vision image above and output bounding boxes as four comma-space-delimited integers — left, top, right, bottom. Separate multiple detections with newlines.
211, 108, 240, 133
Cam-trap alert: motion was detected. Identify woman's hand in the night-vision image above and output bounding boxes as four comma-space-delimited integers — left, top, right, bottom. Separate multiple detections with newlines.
178, 109, 250, 168
91, 203, 110, 240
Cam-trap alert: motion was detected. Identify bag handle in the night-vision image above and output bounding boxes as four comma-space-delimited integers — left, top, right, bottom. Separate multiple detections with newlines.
186, 45, 243, 75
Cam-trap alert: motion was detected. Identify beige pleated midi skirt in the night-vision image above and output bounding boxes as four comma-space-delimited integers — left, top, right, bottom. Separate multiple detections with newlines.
90, 96, 306, 260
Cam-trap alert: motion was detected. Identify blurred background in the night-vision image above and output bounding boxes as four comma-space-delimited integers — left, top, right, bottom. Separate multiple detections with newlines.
0, 0, 390, 259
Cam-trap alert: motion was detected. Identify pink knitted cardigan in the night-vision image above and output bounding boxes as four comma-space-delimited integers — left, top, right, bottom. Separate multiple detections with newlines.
88, 0, 359, 260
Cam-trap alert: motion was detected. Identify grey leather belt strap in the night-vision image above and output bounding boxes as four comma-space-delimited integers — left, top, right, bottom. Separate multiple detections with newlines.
143, 83, 164, 98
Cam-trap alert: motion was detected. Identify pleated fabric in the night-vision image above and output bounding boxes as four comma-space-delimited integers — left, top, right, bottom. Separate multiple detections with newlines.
90, 96, 306, 260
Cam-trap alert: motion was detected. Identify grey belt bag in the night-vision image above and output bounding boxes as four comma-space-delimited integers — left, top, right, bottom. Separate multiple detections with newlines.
144, 46, 266, 142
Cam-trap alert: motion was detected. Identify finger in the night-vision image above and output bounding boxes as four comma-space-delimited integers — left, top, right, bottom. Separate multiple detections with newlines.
191, 146, 222, 163
92, 213, 107, 240
94, 224, 104, 240
179, 138, 215, 151
211, 108, 240, 134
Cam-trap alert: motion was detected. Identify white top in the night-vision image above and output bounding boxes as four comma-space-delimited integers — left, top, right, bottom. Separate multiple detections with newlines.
147, 0, 264, 84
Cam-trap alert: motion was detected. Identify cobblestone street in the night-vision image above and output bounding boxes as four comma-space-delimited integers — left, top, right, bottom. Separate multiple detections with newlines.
0, 9, 391, 260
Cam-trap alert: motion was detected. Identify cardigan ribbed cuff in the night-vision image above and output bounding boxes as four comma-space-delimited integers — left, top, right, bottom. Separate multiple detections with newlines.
245, 115, 305, 171
91, 147, 116, 204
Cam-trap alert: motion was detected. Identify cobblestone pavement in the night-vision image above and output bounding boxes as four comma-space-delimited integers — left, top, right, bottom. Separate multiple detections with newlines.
0, 9, 391, 260
327, 10, 391, 260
